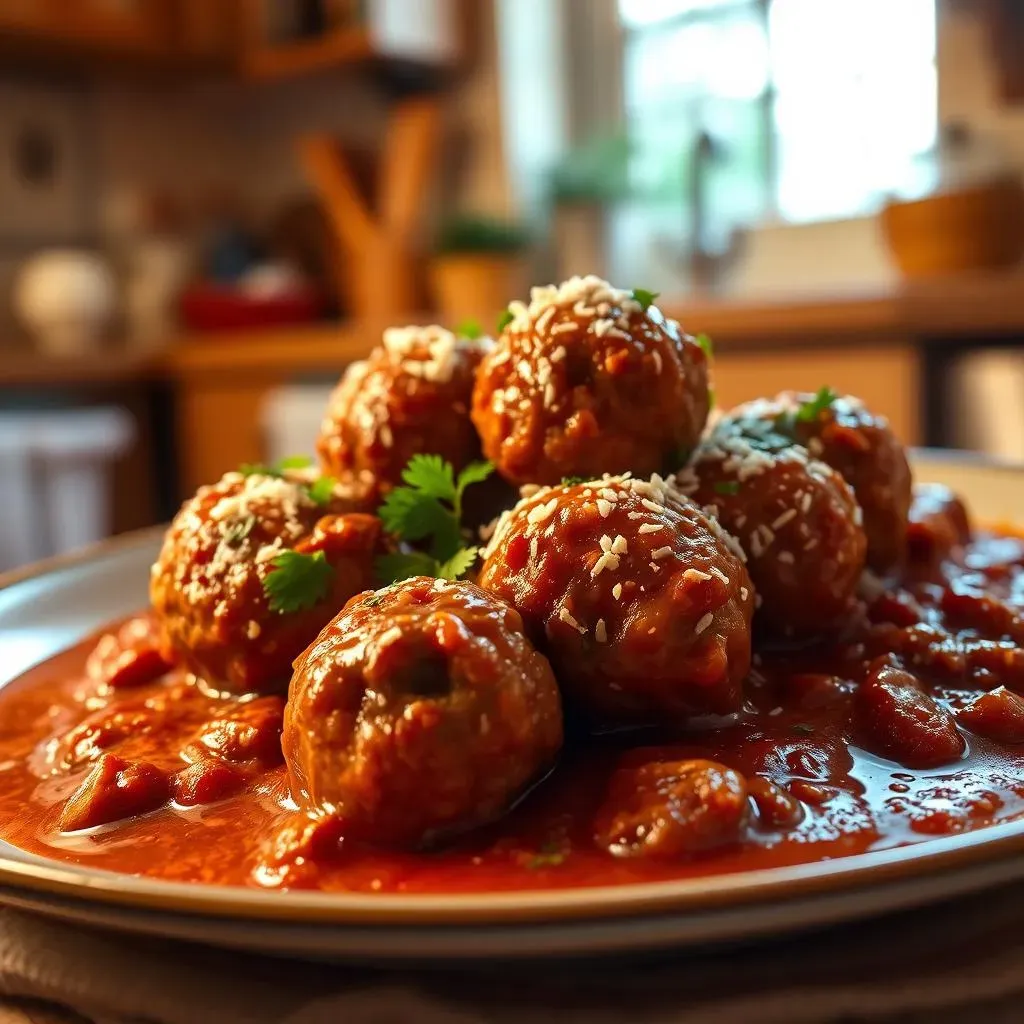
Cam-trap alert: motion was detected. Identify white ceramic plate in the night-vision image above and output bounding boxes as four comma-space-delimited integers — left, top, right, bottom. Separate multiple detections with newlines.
0, 450, 1023, 962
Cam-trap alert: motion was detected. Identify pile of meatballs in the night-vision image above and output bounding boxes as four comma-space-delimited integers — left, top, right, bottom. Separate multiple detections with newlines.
150, 275, 912, 850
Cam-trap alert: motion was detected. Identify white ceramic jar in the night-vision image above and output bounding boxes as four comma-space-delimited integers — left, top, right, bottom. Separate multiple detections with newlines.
14, 250, 117, 357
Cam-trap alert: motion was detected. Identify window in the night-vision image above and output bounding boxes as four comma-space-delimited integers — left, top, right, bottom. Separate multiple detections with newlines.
619, 0, 937, 247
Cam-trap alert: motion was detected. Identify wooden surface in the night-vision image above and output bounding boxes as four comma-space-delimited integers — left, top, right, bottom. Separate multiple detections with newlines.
715, 343, 922, 445
3, 267, 1024, 389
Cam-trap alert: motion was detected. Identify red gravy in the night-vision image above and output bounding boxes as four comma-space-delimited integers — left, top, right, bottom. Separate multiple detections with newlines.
2, 527, 1024, 893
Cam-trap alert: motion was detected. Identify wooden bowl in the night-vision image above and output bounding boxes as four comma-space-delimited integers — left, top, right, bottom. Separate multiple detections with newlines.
880, 176, 1024, 278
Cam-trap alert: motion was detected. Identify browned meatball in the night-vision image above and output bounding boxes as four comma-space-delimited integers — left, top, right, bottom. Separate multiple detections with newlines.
471, 276, 709, 486
679, 434, 867, 637
477, 474, 754, 726
907, 482, 971, 568
151, 470, 382, 695
595, 759, 750, 859
318, 324, 489, 504
283, 577, 563, 848
717, 393, 912, 574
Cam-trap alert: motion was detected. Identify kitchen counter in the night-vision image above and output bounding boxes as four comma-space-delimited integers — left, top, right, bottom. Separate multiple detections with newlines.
5, 267, 1024, 501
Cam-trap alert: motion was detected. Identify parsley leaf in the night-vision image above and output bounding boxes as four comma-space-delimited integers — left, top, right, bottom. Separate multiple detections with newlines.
375, 454, 494, 586
632, 288, 659, 311
374, 551, 438, 586
695, 333, 713, 358
239, 455, 313, 478
364, 593, 385, 608
437, 547, 479, 581
222, 514, 256, 547
713, 481, 740, 496
456, 318, 483, 340
797, 386, 839, 423
497, 308, 514, 333
561, 475, 587, 487
402, 454, 457, 504
456, 460, 494, 492
792, 722, 815, 735
262, 550, 334, 614
307, 475, 338, 506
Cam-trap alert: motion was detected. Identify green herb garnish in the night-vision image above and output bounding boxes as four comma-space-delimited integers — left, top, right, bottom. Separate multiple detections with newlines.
695, 333, 713, 358
307, 475, 338, 506
561, 475, 587, 487
222, 514, 256, 547
375, 455, 494, 585
797, 386, 838, 423
713, 481, 740, 496
632, 288, 659, 311
525, 840, 567, 869
456, 318, 483, 340
240, 455, 313, 478
497, 309, 514, 333
364, 593, 385, 608
262, 550, 334, 614
792, 723, 815, 735
437, 546, 480, 581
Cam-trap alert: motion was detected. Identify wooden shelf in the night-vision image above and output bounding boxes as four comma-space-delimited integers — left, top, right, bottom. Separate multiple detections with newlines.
0, 349, 163, 389
242, 25, 375, 80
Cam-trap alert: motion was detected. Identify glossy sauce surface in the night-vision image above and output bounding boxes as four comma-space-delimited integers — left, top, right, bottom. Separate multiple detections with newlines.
2, 528, 1024, 893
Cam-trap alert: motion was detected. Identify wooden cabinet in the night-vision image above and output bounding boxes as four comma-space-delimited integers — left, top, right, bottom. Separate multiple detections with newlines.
0, 0, 236, 66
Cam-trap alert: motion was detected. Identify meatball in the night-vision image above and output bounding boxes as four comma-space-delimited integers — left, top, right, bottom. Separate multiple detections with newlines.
318, 324, 489, 504
471, 275, 710, 486
594, 759, 750, 859
151, 470, 382, 695
679, 433, 867, 637
716, 392, 912, 574
477, 473, 754, 726
907, 482, 971, 568
283, 577, 563, 847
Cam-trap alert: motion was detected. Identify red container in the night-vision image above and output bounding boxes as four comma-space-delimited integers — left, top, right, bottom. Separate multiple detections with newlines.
179, 283, 326, 332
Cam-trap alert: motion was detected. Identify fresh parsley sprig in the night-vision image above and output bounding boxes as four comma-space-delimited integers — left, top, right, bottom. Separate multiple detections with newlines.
456, 318, 483, 340
632, 288, 660, 311
797, 386, 839, 423
240, 455, 313, 477
238, 456, 338, 507
262, 550, 334, 614
375, 454, 494, 585
497, 308, 514, 333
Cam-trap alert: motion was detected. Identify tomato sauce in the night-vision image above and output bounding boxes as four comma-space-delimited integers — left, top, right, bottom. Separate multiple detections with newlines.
1, 527, 1024, 894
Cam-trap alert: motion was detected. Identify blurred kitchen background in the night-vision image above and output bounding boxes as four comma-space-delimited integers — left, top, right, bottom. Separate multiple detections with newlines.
1, 0, 1023, 571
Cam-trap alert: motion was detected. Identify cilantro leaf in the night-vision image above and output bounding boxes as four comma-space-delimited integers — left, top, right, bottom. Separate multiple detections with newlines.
497, 308, 514, 333
402, 454, 457, 504
632, 288, 660, 311
378, 487, 445, 542
222, 514, 256, 547
377, 454, 495, 583
797, 386, 839, 423
262, 550, 334, 614
456, 461, 494, 492
307, 475, 338, 506
713, 481, 740, 496
456, 318, 483, 340
239, 455, 313, 478
695, 333, 713, 358
437, 547, 479, 581
374, 551, 438, 586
